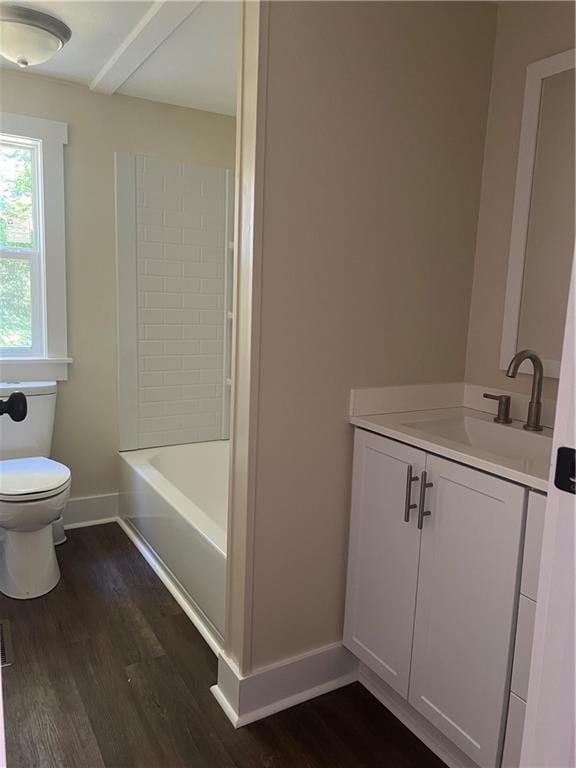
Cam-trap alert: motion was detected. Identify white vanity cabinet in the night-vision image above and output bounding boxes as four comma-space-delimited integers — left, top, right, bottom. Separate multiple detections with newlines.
343, 430, 426, 697
344, 428, 527, 768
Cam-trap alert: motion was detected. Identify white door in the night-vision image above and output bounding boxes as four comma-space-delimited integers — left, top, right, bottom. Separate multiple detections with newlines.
520, 268, 575, 767
408, 455, 525, 768
344, 430, 425, 697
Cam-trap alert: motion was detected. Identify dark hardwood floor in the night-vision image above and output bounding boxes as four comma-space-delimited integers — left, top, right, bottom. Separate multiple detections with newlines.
0, 523, 445, 768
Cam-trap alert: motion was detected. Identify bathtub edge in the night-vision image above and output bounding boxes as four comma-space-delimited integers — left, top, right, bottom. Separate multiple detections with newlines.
117, 517, 223, 656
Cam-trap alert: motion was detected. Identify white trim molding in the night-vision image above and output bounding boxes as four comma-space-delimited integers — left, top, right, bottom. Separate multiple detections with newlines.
90, 1, 201, 95
224, 0, 269, 675
0, 113, 67, 145
64, 493, 119, 528
114, 153, 138, 450
500, 48, 575, 379
211, 643, 358, 728
0, 357, 72, 382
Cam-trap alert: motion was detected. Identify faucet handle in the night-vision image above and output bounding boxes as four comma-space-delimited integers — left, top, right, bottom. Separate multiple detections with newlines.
483, 393, 512, 424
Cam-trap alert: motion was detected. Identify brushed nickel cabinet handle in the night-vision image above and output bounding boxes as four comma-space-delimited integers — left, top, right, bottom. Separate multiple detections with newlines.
417, 470, 433, 530
404, 464, 419, 522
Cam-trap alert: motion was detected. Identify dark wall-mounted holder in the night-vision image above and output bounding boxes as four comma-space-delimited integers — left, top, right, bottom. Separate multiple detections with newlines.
555, 447, 575, 495
0, 392, 28, 422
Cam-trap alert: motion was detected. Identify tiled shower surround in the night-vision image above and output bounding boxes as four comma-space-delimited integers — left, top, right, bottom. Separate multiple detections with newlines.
134, 155, 233, 447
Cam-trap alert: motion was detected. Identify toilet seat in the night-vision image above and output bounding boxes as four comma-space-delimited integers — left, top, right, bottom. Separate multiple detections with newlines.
0, 456, 71, 597
0, 457, 71, 502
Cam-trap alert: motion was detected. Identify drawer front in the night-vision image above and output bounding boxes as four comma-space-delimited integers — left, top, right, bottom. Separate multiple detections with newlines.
501, 693, 526, 768
521, 492, 546, 601
511, 595, 537, 701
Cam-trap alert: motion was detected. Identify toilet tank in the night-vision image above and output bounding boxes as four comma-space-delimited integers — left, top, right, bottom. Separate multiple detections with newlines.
0, 382, 57, 460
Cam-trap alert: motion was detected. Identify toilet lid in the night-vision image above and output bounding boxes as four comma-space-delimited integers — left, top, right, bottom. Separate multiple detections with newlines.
0, 457, 71, 498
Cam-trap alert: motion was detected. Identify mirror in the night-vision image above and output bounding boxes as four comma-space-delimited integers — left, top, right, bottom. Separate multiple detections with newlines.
501, 50, 575, 378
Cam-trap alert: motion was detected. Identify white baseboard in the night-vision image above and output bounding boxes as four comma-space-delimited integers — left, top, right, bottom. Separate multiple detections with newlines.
64, 493, 119, 528
359, 664, 477, 768
211, 643, 359, 728
116, 518, 223, 657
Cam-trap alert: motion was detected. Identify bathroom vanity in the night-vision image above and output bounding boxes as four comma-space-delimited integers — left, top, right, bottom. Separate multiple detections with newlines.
344, 405, 550, 768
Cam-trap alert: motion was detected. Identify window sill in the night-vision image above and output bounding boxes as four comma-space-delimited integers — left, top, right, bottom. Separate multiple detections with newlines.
0, 357, 72, 382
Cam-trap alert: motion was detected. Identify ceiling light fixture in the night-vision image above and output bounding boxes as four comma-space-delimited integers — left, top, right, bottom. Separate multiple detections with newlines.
0, 5, 71, 69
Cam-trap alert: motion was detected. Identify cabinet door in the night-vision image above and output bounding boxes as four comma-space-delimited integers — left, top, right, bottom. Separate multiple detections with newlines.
344, 429, 425, 697
408, 455, 525, 768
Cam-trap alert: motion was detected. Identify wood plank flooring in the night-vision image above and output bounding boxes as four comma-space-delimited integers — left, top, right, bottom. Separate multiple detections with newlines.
0, 523, 446, 768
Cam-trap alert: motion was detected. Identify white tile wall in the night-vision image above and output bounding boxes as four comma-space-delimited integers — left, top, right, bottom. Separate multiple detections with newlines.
134, 155, 231, 448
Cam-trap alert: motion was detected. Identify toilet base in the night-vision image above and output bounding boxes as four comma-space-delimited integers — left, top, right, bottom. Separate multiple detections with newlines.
0, 526, 61, 599
52, 515, 67, 546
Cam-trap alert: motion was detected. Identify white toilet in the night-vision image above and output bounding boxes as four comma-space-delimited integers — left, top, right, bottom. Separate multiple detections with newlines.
0, 382, 71, 599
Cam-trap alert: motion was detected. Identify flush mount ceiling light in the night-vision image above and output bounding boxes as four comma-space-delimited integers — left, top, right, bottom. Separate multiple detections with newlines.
0, 5, 71, 68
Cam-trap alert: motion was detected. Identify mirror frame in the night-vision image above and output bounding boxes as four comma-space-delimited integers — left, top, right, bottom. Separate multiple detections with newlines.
500, 48, 575, 379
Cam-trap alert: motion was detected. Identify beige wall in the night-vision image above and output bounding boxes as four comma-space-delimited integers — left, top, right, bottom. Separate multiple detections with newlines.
0, 70, 236, 498
465, 1, 575, 399
244, 1, 497, 669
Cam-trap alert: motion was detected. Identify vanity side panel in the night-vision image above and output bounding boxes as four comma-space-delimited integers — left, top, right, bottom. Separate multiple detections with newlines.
510, 595, 537, 702
501, 693, 526, 768
521, 491, 546, 601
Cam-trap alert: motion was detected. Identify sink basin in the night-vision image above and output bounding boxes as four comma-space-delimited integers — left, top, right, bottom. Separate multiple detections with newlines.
404, 412, 553, 464
350, 406, 552, 490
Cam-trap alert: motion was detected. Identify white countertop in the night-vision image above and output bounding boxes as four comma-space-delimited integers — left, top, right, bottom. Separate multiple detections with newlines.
350, 407, 551, 493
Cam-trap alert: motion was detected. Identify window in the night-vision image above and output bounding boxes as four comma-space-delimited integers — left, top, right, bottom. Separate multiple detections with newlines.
0, 113, 69, 380
0, 135, 44, 355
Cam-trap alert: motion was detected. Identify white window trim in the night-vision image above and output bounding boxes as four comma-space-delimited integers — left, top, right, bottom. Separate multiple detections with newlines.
0, 112, 72, 381
0, 134, 44, 357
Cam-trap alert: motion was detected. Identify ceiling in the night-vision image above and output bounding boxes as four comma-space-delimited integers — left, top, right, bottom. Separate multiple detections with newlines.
117, 1, 238, 114
0, 1, 239, 115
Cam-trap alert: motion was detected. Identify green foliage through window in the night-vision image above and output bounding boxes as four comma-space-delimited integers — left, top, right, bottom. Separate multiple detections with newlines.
1, 140, 36, 349
0, 143, 34, 250
0, 258, 32, 348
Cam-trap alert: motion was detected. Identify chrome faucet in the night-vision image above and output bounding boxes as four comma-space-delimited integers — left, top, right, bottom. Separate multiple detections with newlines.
506, 349, 544, 431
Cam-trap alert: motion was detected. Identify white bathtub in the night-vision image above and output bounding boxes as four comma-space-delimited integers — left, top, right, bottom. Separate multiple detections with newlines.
119, 441, 228, 642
